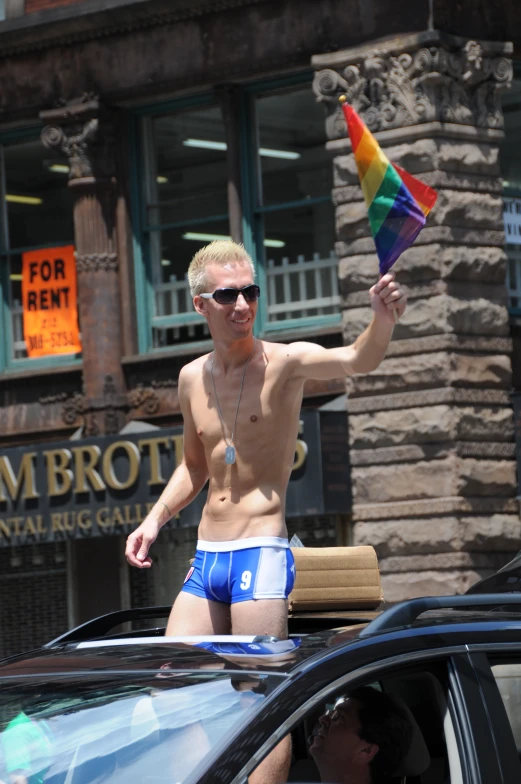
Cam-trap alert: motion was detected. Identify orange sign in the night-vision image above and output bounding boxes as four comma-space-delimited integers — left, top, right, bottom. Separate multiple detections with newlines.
22, 245, 82, 358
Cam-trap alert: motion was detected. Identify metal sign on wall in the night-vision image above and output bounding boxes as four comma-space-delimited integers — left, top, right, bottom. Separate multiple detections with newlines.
0, 411, 350, 547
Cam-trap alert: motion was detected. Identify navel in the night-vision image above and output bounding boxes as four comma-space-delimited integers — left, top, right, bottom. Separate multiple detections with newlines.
250, 415, 258, 423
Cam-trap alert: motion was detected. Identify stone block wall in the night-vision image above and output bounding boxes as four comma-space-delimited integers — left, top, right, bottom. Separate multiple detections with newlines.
313, 31, 521, 599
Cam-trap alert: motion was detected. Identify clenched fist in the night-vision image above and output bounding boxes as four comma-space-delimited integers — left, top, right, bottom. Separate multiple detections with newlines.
369, 272, 406, 324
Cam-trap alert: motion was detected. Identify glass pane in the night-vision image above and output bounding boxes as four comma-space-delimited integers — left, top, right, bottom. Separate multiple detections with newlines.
506, 247, 521, 311
491, 662, 521, 747
0, 672, 281, 784
143, 105, 230, 349
501, 75, 521, 191
4, 138, 74, 250
256, 86, 333, 207
261, 205, 338, 323
149, 219, 231, 349
2, 138, 76, 362
145, 106, 228, 229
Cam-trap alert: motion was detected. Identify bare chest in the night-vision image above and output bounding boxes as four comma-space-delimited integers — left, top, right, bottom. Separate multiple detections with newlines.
192, 363, 300, 450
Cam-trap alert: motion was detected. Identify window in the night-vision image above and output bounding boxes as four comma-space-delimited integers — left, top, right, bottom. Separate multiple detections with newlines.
502, 66, 521, 316
491, 661, 521, 749
0, 130, 77, 371
0, 671, 283, 783
138, 99, 227, 349
133, 76, 338, 354
247, 82, 337, 335
487, 657, 521, 777
249, 666, 463, 784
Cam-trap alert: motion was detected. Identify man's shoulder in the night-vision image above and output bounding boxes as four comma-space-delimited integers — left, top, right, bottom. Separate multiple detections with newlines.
178, 355, 210, 401
179, 354, 210, 382
270, 341, 318, 362
260, 339, 304, 361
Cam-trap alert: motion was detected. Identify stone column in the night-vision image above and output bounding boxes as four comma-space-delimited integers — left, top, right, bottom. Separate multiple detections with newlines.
40, 96, 127, 435
313, 31, 520, 599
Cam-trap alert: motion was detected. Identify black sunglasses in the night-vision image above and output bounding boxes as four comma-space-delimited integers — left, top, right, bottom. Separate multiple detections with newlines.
200, 284, 260, 305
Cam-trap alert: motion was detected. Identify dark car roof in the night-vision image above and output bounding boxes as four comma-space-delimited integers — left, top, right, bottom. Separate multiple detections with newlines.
0, 627, 353, 677
3, 592, 521, 678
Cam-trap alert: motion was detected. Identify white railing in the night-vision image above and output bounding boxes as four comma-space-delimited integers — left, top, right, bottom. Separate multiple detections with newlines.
12, 300, 26, 358
152, 250, 340, 337
506, 244, 521, 311
267, 251, 339, 322
154, 275, 210, 343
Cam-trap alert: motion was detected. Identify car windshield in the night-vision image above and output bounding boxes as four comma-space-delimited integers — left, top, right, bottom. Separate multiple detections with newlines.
0, 670, 283, 783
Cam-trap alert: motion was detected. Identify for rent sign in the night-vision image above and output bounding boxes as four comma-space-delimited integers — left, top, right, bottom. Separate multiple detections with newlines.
0, 413, 351, 546
22, 245, 82, 357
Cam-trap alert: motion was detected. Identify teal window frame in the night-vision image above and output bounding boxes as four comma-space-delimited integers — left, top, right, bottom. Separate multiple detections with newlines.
130, 74, 339, 355
0, 126, 81, 373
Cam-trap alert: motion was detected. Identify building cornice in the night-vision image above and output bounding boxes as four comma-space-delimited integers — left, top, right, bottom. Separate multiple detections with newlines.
0, 0, 268, 59
311, 29, 513, 69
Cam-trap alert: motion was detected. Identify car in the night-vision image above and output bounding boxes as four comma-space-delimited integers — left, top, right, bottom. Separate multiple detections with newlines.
2, 554, 521, 784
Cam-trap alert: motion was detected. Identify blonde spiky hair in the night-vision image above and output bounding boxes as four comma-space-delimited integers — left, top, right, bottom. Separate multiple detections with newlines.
187, 240, 256, 297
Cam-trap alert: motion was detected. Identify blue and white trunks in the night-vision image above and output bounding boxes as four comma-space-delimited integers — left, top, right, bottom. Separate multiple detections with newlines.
182, 536, 296, 604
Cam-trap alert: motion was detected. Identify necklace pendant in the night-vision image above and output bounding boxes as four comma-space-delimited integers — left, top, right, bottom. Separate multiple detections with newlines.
225, 446, 236, 465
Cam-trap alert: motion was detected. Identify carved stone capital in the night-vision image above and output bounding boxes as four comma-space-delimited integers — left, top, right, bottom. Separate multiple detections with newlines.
40, 95, 116, 181
313, 34, 513, 139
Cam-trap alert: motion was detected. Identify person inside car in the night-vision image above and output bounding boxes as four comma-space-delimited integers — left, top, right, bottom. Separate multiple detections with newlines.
308, 687, 413, 784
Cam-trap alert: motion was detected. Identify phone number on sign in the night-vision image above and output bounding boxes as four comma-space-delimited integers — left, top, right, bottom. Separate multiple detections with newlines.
27, 332, 78, 351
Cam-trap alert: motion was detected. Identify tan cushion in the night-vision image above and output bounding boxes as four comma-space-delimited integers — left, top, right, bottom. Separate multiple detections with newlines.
288, 546, 383, 611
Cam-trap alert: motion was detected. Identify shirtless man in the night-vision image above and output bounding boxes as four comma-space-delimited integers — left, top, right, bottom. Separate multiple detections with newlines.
125, 240, 406, 639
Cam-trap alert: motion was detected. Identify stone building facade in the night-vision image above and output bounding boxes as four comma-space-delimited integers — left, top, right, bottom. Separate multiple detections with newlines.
0, 0, 519, 655
313, 31, 520, 600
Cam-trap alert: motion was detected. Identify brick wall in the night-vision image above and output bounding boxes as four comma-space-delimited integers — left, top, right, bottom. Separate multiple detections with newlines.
0, 543, 68, 659
25, 0, 86, 13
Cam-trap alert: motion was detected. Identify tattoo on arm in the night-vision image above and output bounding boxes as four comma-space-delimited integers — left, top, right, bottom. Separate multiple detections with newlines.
160, 500, 172, 521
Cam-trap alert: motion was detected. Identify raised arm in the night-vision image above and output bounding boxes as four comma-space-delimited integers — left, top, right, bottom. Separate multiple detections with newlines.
287, 273, 406, 381
125, 365, 209, 568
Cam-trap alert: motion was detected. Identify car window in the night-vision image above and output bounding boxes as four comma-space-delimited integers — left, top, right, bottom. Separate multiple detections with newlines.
491, 662, 521, 749
248, 665, 465, 784
0, 671, 283, 784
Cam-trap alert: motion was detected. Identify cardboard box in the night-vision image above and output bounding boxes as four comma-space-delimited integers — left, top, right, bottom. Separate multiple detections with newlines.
288, 546, 383, 611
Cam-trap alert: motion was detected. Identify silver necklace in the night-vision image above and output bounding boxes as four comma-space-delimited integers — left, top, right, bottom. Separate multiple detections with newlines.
210, 338, 256, 465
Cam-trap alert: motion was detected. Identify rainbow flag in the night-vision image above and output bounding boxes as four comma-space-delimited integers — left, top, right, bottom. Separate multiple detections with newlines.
340, 100, 437, 274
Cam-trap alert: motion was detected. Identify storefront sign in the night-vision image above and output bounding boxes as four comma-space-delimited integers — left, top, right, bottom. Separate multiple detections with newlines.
504, 197, 521, 245
22, 245, 82, 357
0, 411, 350, 547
